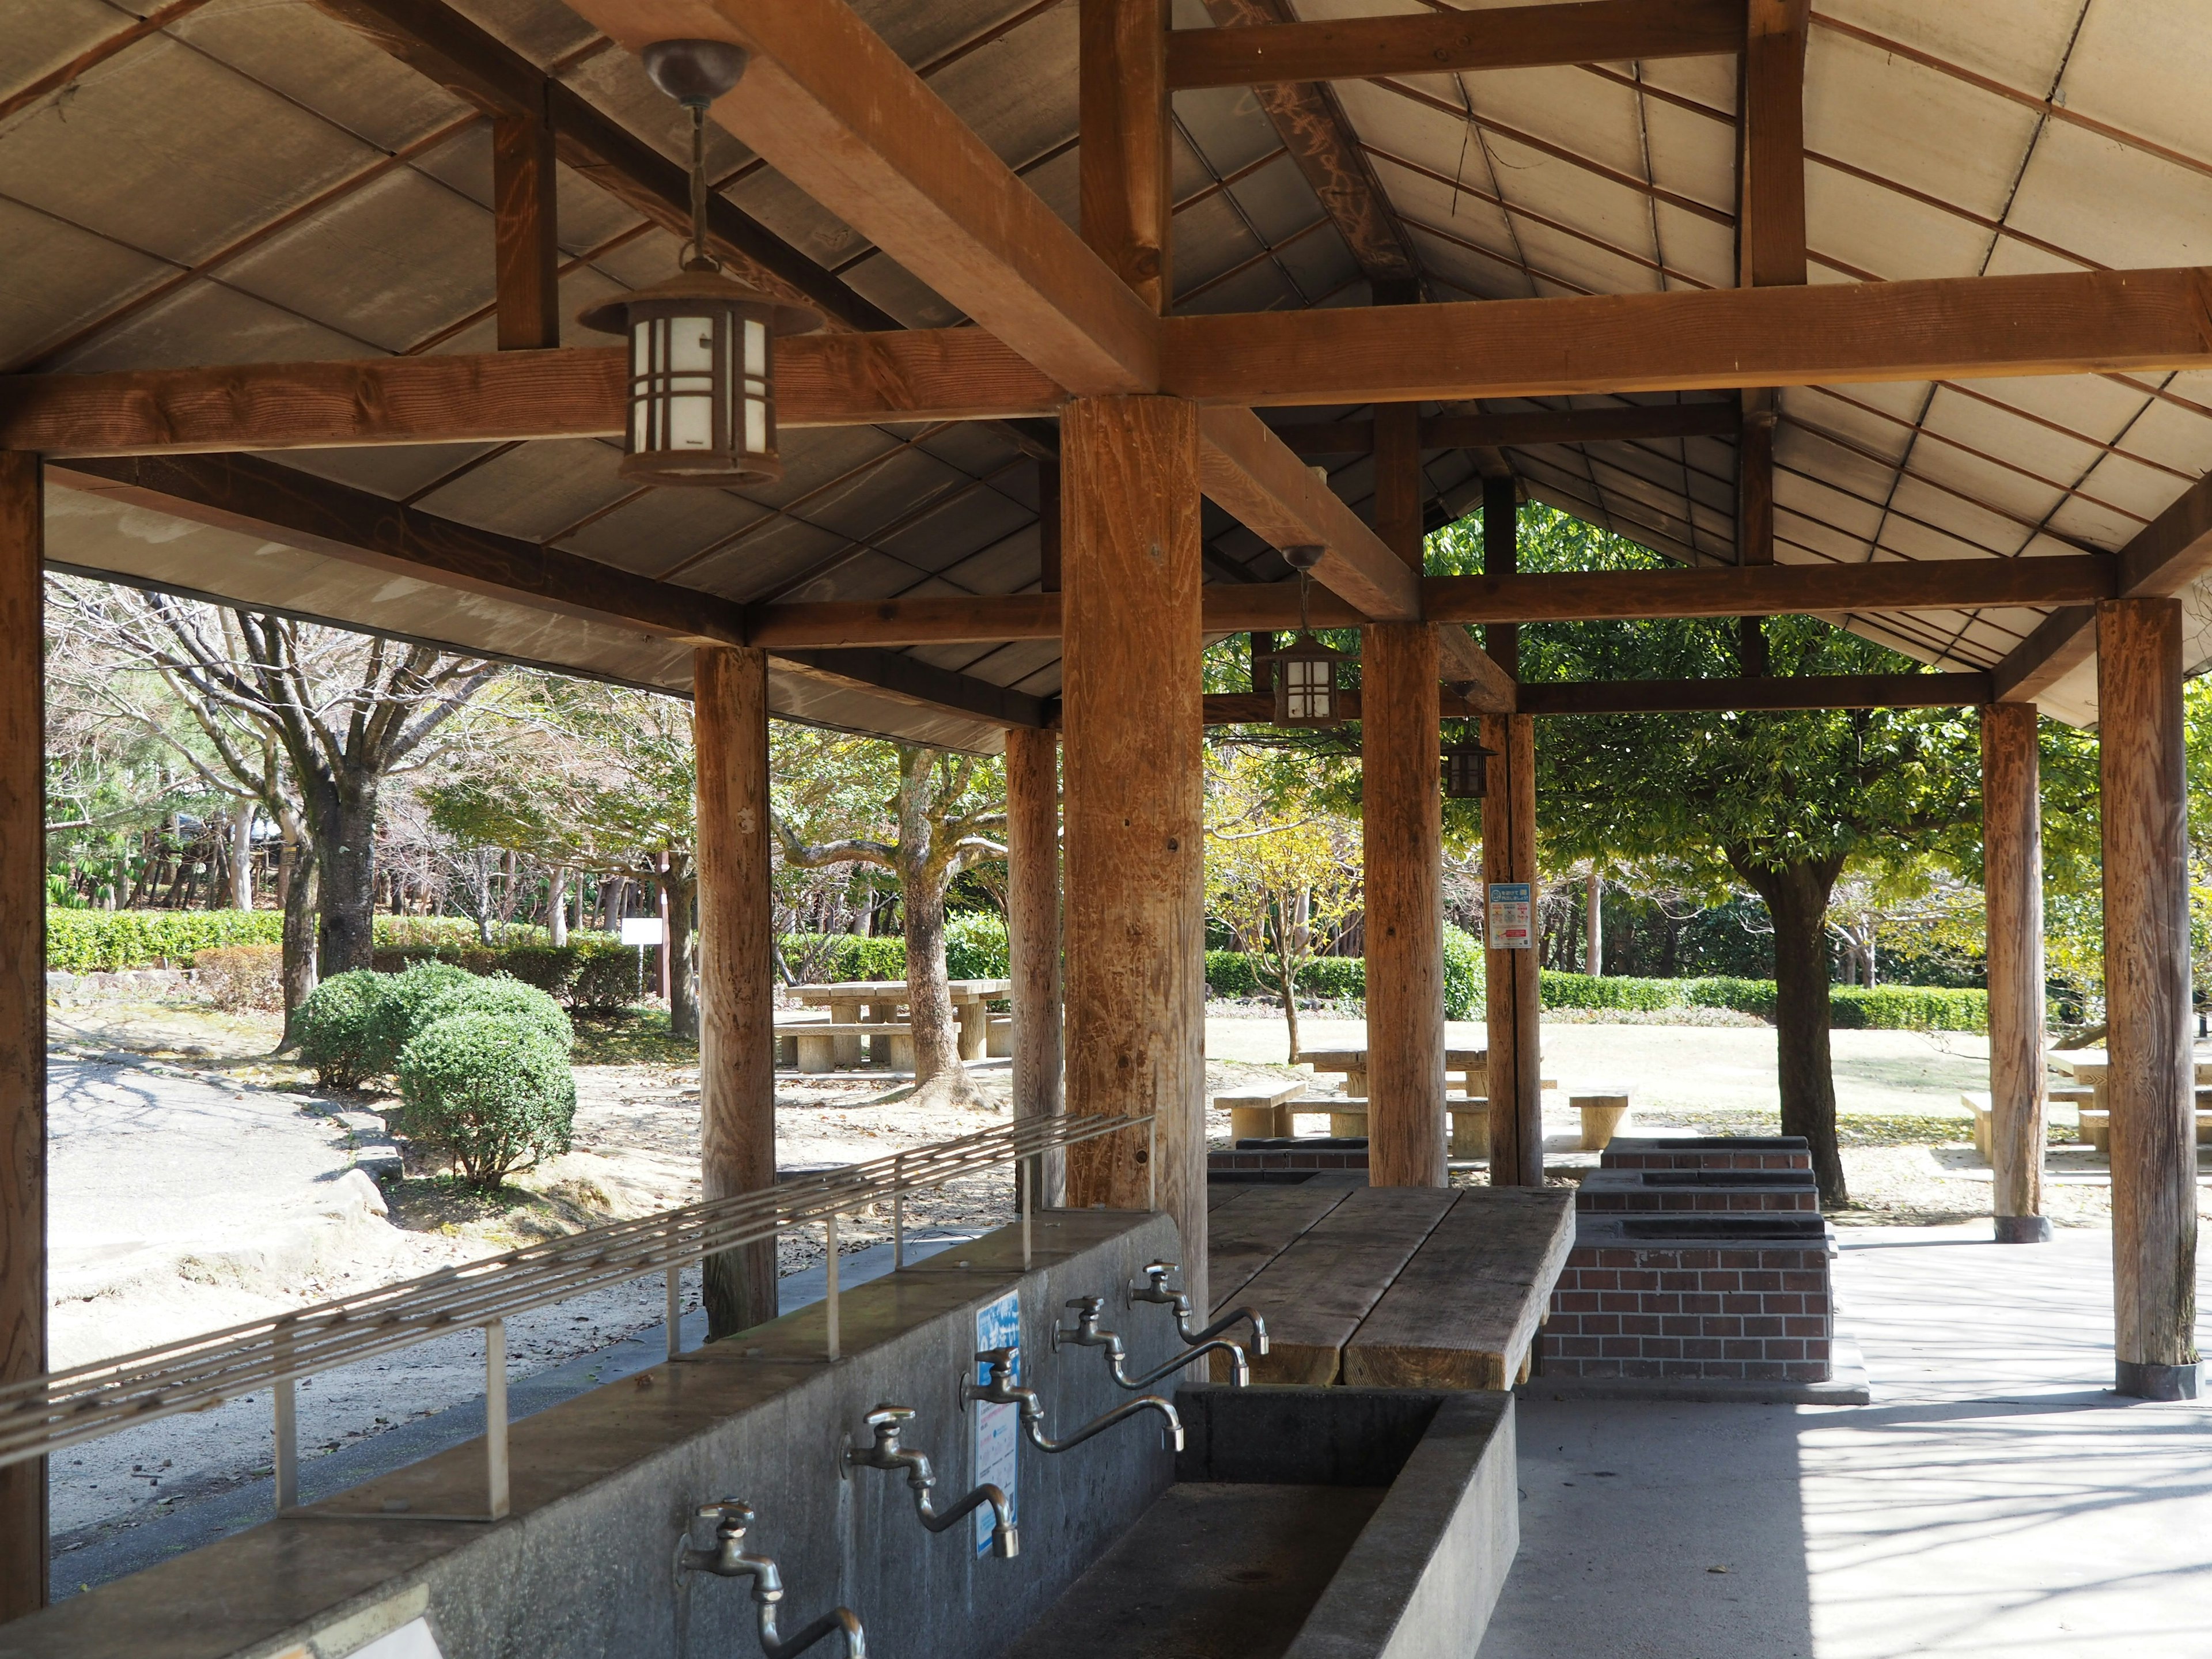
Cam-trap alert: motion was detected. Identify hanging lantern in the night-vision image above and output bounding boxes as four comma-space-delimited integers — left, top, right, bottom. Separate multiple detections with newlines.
577, 40, 819, 488
1442, 721, 1497, 800
1256, 544, 1355, 727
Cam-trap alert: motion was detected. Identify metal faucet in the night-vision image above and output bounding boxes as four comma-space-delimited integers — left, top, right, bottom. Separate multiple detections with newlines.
681, 1499, 868, 1659
1054, 1296, 1251, 1387
960, 1347, 1183, 1453
844, 1405, 1019, 1558
1131, 1260, 1270, 1355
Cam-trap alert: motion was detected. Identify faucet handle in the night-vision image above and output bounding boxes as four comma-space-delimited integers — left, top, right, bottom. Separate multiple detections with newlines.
1131, 1260, 1180, 1300
696, 1498, 754, 1531
863, 1403, 915, 1428
1065, 1295, 1104, 1313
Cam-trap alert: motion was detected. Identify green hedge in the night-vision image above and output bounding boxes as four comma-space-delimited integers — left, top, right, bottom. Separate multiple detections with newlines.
371, 939, 638, 1009
1205, 932, 1483, 1019
396, 1014, 575, 1188
48, 909, 285, 971
1441, 924, 1484, 1021
1537, 971, 1984, 1031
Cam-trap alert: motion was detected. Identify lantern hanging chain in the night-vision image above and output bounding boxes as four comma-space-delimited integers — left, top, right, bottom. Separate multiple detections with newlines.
685, 102, 717, 272
1297, 567, 1312, 639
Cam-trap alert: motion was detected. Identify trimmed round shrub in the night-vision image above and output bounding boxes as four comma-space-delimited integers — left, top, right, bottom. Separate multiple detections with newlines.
570, 943, 643, 1012
417, 973, 574, 1053
496, 945, 583, 1001
291, 969, 396, 1088
396, 1013, 576, 1189
363, 960, 478, 1075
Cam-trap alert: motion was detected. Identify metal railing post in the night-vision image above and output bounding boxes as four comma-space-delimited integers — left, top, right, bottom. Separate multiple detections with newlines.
1019, 1150, 1032, 1269
272, 1320, 298, 1514
824, 1213, 840, 1362
665, 1262, 683, 1361
485, 1320, 509, 1520
892, 1153, 905, 1269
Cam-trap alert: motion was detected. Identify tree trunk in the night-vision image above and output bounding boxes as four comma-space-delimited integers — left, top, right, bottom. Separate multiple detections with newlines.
900, 869, 966, 1096
277, 835, 319, 1048
1741, 855, 1847, 1205
548, 866, 568, 946
668, 863, 699, 1043
1585, 868, 1601, 976
310, 777, 378, 975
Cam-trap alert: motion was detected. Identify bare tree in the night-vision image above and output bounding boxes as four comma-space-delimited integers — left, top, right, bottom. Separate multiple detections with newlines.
52, 583, 500, 977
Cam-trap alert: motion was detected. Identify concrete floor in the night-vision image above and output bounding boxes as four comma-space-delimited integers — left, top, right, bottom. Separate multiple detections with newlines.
1479, 1226, 2212, 1658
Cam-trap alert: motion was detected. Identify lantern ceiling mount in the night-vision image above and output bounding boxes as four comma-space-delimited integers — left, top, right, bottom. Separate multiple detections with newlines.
577, 39, 819, 489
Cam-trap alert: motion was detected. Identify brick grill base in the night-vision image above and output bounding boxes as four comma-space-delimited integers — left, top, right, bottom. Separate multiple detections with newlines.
1541, 1240, 1832, 1382
1207, 1146, 1369, 1179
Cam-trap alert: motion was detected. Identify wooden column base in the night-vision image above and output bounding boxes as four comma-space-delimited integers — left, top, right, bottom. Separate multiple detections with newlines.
1992, 1214, 2053, 1244
2116, 1359, 2202, 1400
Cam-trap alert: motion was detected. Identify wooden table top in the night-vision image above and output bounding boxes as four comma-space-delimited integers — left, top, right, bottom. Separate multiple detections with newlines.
793, 979, 1011, 1003
1207, 1181, 1574, 1391
1297, 1047, 1487, 1070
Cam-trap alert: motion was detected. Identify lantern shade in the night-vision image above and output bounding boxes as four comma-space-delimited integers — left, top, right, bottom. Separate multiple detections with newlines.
1259, 631, 1356, 727
579, 271, 817, 488
1442, 731, 1497, 799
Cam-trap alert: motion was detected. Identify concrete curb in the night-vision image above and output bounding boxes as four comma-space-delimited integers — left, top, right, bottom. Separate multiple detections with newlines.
1521, 1332, 1872, 1406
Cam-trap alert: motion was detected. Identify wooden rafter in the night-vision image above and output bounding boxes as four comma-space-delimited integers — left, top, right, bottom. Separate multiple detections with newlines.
1166, 0, 1741, 89
306, 0, 900, 332
48, 455, 1045, 729
1196, 0, 1421, 289
1516, 673, 1990, 714
1274, 404, 1741, 454
1992, 469, 2212, 704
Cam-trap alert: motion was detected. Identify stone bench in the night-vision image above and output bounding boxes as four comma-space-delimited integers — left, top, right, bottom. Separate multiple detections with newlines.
2074, 1101, 2212, 1154
785, 1021, 914, 1073
1214, 1081, 1306, 1141
1569, 1088, 1633, 1151
987, 1013, 1013, 1059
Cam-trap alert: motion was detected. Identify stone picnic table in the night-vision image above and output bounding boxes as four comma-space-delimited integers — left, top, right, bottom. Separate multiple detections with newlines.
785, 979, 1012, 1069
1205, 1180, 1576, 1388
2043, 1050, 2212, 1152
1291, 1047, 1573, 1153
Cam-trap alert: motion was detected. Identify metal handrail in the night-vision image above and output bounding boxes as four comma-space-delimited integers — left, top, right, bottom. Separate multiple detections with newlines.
0, 1112, 1155, 1498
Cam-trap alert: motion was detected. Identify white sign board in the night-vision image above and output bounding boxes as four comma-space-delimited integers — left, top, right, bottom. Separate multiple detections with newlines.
973, 1290, 1021, 1555
619, 916, 666, 946
346, 1619, 444, 1659
1486, 882, 1533, 950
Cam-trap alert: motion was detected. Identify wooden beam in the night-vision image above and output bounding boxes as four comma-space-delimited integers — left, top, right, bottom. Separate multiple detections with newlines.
1081, 0, 1172, 312
308, 0, 900, 331
2097, 598, 2199, 1399
564, 0, 1159, 396
1203, 681, 1510, 722
51, 454, 1048, 729
1518, 672, 1991, 714
745, 592, 1062, 649
0, 453, 46, 1622
1435, 626, 1517, 710
694, 645, 779, 1335
1161, 268, 2212, 407
1427, 556, 2115, 623
1198, 0, 1419, 288
0, 333, 1064, 457
1167, 0, 1741, 89
1982, 701, 2049, 1242
1992, 469, 2212, 703
492, 102, 562, 351
1275, 402, 1743, 454
1198, 406, 1421, 620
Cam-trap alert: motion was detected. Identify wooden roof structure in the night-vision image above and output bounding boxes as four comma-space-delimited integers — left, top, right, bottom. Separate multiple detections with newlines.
7, 0, 2212, 747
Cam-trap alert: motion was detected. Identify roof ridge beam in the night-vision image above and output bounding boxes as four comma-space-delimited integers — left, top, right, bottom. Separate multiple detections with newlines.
1168, 0, 1743, 89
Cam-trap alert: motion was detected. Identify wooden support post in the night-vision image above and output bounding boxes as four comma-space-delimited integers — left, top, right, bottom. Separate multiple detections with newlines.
1365, 402, 1445, 1186
2097, 599, 2201, 1398
0, 452, 45, 1621
694, 645, 779, 1338
1079, 0, 1172, 311
1062, 396, 1206, 1313
1007, 725, 1066, 1205
1983, 702, 2051, 1243
1482, 474, 1518, 677
491, 102, 561, 352
1483, 713, 1543, 1187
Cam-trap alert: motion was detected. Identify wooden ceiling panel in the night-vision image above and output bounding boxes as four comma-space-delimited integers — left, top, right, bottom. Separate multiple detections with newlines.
265, 441, 509, 501
2002, 122, 2212, 276
2059, 0, 2212, 167
410, 435, 631, 543
180, 0, 469, 152
1453, 63, 1653, 183
556, 481, 774, 582
0, 199, 171, 370
1823, 0, 2104, 105
42, 276, 371, 373
1804, 164, 2002, 284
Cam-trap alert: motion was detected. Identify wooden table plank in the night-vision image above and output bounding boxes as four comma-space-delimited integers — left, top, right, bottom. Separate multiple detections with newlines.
1340, 1188, 1577, 1391
1206, 1181, 1358, 1310
1226, 1187, 1456, 1385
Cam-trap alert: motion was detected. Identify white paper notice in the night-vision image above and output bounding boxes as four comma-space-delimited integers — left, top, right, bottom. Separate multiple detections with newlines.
973, 1290, 1020, 1555
1487, 882, 1533, 949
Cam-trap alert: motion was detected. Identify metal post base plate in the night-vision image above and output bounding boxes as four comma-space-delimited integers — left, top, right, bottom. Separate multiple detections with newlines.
2115, 1359, 2202, 1400
1992, 1214, 2054, 1244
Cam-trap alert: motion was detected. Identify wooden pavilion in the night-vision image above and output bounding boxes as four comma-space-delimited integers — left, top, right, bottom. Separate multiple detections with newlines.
3, 0, 2209, 1621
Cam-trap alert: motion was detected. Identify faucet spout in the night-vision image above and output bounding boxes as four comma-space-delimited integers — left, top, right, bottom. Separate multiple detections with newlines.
845, 1406, 1018, 1558
1131, 1260, 1269, 1355
683, 1500, 867, 1659
963, 1347, 1184, 1455
1056, 1296, 1250, 1388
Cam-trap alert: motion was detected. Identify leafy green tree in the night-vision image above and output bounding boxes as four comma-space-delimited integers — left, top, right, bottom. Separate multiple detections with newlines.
772, 732, 1005, 1105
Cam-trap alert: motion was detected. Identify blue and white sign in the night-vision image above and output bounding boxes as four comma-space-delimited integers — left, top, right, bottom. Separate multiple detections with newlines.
1486, 882, 1533, 950
973, 1290, 1020, 1555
